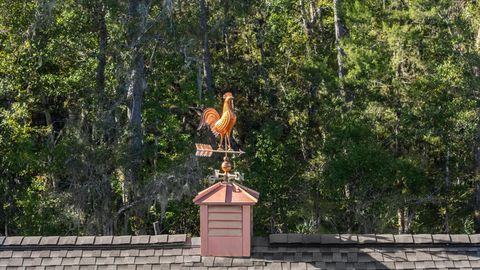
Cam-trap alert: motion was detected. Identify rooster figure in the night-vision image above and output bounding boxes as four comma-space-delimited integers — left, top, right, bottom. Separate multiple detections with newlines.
198, 92, 237, 150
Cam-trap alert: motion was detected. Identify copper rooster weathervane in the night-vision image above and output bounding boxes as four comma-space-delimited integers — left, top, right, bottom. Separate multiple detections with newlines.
196, 92, 245, 183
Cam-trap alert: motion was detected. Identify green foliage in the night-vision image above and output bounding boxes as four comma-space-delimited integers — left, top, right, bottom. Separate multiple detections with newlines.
15, 176, 73, 235
0, 0, 479, 236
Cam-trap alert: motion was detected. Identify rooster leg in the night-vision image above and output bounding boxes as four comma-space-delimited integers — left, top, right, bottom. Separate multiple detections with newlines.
218, 134, 224, 150
227, 134, 231, 150
226, 132, 232, 150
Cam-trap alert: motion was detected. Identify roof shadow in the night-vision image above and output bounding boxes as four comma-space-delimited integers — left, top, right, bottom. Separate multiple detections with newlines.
250, 234, 480, 269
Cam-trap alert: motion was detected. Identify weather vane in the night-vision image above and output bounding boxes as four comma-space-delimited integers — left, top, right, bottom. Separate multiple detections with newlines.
196, 92, 245, 183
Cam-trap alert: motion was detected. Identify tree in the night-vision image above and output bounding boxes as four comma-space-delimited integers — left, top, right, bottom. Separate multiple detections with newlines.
199, 0, 213, 96
1, 0, 480, 236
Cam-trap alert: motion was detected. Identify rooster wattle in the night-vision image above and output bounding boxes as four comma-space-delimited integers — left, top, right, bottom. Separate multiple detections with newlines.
198, 92, 237, 150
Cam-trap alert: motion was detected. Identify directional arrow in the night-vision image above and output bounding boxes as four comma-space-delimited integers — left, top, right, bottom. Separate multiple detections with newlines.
195, 143, 245, 157
195, 143, 214, 157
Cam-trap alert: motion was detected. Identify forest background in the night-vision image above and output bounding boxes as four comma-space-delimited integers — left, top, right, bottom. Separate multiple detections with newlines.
1, 0, 480, 236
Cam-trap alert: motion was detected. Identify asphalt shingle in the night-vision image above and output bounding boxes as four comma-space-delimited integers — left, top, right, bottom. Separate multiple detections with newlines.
31, 250, 51, 258
76, 237, 95, 245
163, 249, 182, 256
0, 250, 13, 258
358, 234, 376, 244
1, 233, 480, 270
168, 235, 187, 243
159, 256, 175, 264
40, 237, 59, 246
376, 234, 395, 244
94, 236, 113, 245
62, 257, 81, 265
131, 235, 150, 245
4, 236, 24, 245
58, 236, 77, 245
139, 249, 155, 257
23, 258, 42, 266
81, 250, 101, 257
22, 237, 42, 245
469, 234, 480, 244
412, 234, 432, 244
41, 257, 62, 266
95, 257, 114, 265
450, 234, 470, 244
432, 234, 451, 243
65, 250, 82, 258
394, 234, 414, 244
101, 250, 120, 257
339, 234, 357, 243
120, 249, 139, 257
46, 250, 65, 258
7, 258, 24, 266
113, 236, 132, 245
269, 234, 287, 244
320, 234, 340, 244
150, 235, 168, 244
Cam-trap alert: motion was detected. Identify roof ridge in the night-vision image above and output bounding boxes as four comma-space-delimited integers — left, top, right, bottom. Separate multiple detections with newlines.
268, 233, 480, 245
0, 235, 193, 247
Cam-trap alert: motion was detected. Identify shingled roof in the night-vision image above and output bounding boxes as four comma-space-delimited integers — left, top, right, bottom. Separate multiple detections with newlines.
0, 234, 479, 269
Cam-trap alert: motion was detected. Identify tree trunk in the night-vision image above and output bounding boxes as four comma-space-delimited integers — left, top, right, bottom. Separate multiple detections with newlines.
476, 26, 480, 50
44, 108, 54, 146
311, 1, 322, 35
95, 0, 114, 145
299, 0, 313, 56
199, 0, 213, 96
344, 183, 354, 233
333, 0, 347, 81
222, 0, 230, 59
3, 187, 8, 236
197, 61, 203, 100
474, 112, 480, 232
444, 146, 450, 233
300, 0, 321, 56
270, 203, 275, 234
95, 0, 109, 130
95, 0, 115, 235
125, 0, 147, 205
96, 0, 107, 106
397, 207, 405, 234
474, 26, 480, 233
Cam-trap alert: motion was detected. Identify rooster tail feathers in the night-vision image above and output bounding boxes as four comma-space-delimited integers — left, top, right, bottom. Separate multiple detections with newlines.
198, 108, 220, 131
